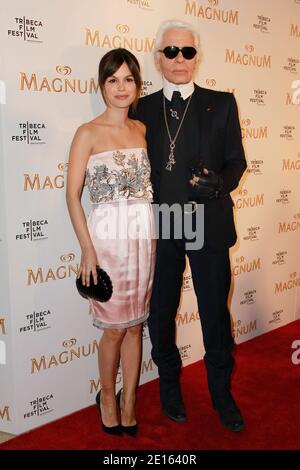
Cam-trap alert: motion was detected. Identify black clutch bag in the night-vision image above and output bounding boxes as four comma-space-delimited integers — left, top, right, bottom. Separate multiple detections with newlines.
76, 266, 113, 302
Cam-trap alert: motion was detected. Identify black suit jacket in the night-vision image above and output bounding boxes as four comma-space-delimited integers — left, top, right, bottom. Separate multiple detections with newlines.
133, 84, 247, 250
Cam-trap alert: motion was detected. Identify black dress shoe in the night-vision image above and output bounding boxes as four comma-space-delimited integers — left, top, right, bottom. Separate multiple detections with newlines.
95, 391, 123, 436
217, 407, 244, 432
161, 400, 187, 423
116, 389, 138, 437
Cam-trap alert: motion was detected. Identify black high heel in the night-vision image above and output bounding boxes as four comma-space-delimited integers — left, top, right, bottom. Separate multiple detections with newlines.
116, 388, 138, 437
95, 391, 123, 436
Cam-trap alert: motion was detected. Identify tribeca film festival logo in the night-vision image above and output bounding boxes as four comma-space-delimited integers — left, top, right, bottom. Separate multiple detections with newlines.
278, 213, 300, 234
232, 319, 257, 340
20, 65, 99, 94
85, 24, 155, 53
183, 272, 193, 291
126, 0, 153, 11
243, 226, 260, 242
12, 122, 46, 144
225, 44, 271, 69
27, 253, 78, 286
185, 0, 239, 25
8, 16, 43, 42
179, 344, 192, 362
24, 395, 54, 420
283, 57, 299, 74
282, 153, 300, 170
30, 338, 99, 374
234, 189, 264, 209
253, 14, 271, 33
140, 80, 153, 97
291, 340, 300, 365
272, 251, 287, 266
280, 125, 295, 140
241, 118, 268, 140
233, 256, 261, 277
0, 318, 6, 366
24, 163, 66, 192
269, 309, 283, 325
250, 89, 267, 106
20, 310, 52, 334
276, 189, 291, 205
247, 159, 264, 176
275, 272, 300, 294
16, 219, 48, 242
240, 289, 256, 306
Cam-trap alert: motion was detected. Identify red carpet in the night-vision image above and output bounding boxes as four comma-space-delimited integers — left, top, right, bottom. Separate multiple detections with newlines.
1, 320, 300, 450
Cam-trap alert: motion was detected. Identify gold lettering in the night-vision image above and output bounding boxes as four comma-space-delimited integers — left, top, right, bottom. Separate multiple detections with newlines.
27, 268, 43, 285
31, 355, 46, 374
20, 72, 38, 91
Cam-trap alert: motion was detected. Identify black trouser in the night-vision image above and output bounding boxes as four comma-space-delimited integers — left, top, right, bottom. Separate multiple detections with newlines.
148, 238, 235, 411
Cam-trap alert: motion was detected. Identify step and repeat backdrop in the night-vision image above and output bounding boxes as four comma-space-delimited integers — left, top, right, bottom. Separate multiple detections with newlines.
1, 0, 300, 434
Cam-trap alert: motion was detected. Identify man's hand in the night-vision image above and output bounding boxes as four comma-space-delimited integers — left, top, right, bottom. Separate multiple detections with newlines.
189, 167, 223, 199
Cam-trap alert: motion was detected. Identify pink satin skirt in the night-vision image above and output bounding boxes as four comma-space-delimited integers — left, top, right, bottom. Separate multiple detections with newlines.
86, 200, 156, 329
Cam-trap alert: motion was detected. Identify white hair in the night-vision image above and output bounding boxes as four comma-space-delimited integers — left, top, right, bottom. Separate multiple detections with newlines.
154, 19, 201, 54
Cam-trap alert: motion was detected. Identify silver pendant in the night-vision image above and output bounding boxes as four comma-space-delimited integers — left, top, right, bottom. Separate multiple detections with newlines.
165, 148, 176, 171
170, 108, 179, 120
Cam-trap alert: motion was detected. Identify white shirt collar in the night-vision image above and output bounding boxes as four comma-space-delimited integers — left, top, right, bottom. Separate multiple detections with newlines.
163, 77, 195, 101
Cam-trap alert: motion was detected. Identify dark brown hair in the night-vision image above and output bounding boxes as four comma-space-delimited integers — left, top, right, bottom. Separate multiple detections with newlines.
98, 48, 142, 110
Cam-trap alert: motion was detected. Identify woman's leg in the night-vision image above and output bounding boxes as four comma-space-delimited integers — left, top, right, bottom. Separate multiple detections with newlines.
119, 324, 143, 426
98, 328, 126, 427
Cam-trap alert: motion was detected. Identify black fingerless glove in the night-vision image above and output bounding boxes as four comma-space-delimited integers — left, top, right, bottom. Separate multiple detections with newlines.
188, 166, 223, 200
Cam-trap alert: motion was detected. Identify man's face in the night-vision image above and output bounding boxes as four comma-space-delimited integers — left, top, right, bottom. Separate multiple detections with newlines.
156, 28, 198, 84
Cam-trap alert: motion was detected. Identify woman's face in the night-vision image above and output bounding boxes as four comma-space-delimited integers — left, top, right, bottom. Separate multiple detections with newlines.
103, 61, 137, 109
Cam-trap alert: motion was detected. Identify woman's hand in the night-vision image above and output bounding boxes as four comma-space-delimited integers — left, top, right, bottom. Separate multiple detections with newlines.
78, 246, 98, 287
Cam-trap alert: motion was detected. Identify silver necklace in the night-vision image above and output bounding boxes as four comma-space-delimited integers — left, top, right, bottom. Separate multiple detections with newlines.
163, 94, 192, 171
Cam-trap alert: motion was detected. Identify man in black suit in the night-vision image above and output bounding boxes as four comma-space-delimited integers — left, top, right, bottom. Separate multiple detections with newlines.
134, 20, 247, 431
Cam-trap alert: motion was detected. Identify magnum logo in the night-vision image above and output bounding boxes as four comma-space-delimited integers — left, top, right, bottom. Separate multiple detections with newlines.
0, 406, 10, 422
85, 24, 155, 53
241, 119, 268, 140
205, 78, 235, 94
233, 256, 261, 276
176, 311, 200, 326
235, 189, 264, 209
24, 163, 65, 191
31, 338, 99, 374
232, 319, 257, 339
275, 272, 300, 294
185, 0, 239, 25
225, 45, 271, 68
282, 155, 300, 170
0, 318, 6, 335
27, 253, 78, 286
278, 214, 300, 233
20, 66, 99, 94
290, 24, 300, 38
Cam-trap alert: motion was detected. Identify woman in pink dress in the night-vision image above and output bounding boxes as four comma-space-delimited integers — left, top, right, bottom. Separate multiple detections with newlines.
66, 49, 156, 437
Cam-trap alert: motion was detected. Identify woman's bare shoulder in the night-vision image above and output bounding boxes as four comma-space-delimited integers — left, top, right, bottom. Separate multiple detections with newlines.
130, 118, 146, 135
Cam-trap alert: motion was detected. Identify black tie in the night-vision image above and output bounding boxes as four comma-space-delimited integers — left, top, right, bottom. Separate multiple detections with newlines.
171, 91, 183, 116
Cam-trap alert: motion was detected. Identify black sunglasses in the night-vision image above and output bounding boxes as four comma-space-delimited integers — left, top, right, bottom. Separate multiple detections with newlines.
159, 46, 197, 60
